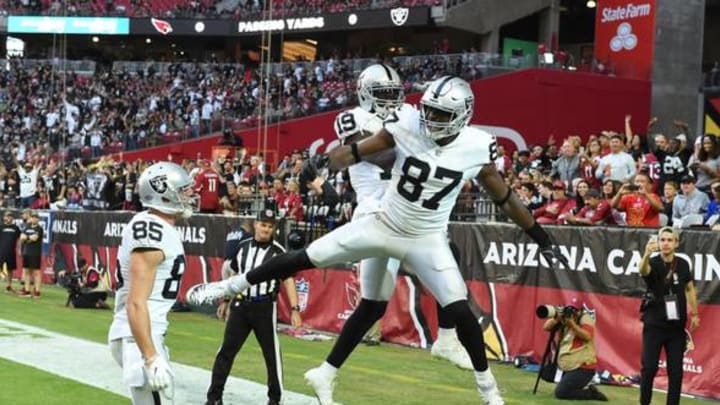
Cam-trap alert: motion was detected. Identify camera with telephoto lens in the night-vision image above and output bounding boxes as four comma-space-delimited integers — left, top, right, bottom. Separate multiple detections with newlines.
536, 305, 579, 319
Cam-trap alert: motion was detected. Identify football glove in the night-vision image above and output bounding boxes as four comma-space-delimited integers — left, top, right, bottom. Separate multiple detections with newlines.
299, 154, 329, 185
143, 354, 173, 392
540, 245, 570, 269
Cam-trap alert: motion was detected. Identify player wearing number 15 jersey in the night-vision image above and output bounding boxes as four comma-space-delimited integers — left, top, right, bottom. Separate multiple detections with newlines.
188, 76, 567, 404
109, 162, 194, 405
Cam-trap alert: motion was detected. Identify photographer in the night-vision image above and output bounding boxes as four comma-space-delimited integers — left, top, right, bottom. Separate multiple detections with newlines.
542, 304, 607, 401
64, 258, 109, 309
638, 227, 699, 405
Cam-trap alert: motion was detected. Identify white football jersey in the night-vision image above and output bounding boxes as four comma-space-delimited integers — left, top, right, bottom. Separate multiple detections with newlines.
335, 105, 406, 215
109, 211, 185, 340
382, 105, 496, 236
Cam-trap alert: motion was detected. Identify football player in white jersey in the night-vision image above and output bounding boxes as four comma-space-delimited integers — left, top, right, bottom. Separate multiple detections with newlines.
109, 162, 194, 404
188, 76, 566, 405
328, 63, 473, 370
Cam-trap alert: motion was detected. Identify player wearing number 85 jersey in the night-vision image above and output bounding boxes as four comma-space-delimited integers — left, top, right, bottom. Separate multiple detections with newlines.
109, 161, 195, 405
188, 77, 566, 404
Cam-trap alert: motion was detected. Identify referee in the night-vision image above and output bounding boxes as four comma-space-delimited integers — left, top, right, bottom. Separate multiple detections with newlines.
206, 209, 302, 405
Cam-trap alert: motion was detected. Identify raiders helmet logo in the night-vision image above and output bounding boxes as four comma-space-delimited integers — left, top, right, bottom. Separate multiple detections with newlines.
149, 175, 168, 194
151, 18, 174, 35
390, 7, 409, 26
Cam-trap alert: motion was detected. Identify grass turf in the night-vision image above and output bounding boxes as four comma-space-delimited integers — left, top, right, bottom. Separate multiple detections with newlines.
0, 285, 712, 404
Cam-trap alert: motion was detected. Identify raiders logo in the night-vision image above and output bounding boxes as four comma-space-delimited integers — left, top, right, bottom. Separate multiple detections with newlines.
149, 175, 168, 194
390, 7, 409, 26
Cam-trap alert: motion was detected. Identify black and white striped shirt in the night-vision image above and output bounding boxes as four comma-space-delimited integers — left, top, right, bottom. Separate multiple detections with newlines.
230, 238, 286, 298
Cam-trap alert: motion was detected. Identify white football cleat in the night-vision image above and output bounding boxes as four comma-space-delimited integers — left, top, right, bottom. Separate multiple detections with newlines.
185, 280, 231, 306
475, 369, 504, 405
431, 336, 473, 370
304, 366, 337, 405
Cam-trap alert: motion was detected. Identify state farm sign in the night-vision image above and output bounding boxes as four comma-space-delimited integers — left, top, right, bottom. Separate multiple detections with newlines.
594, 0, 656, 80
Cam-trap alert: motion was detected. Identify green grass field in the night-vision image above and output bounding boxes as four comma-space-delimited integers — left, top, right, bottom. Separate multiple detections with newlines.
0, 286, 713, 405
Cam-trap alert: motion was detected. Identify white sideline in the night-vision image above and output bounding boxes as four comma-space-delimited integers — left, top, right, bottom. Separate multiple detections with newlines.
0, 319, 317, 405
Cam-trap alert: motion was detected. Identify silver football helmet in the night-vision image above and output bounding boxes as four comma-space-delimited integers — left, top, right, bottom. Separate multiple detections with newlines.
357, 63, 404, 118
138, 161, 194, 218
419, 76, 474, 141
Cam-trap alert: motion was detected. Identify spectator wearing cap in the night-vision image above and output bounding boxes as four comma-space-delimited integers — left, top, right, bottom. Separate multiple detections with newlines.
672, 175, 710, 228
0, 211, 21, 293
533, 180, 575, 225
595, 134, 636, 183
687, 134, 720, 195
565, 188, 615, 226
612, 172, 663, 227
551, 140, 582, 184
206, 209, 301, 405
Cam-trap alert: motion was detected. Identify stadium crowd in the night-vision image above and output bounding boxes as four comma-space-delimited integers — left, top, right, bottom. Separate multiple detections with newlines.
0, 0, 439, 19
2, 110, 719, 235
0, 51, 484, 159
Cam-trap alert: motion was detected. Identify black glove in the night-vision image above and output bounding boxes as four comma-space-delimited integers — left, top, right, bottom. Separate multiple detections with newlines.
540, 245, 570, 269
526, 222, 569, 268
299, 154, 329, 185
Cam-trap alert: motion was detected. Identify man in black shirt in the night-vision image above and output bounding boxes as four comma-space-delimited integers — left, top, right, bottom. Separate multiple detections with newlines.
19, 210, 43, 298
0, 211, 21, 292
205, 210, 301, 405
638, 227, 700, 405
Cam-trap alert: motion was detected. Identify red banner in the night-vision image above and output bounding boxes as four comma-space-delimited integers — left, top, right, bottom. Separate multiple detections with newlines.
594, 0, 656, 79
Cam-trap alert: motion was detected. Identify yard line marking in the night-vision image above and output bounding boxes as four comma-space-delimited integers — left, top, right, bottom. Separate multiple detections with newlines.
0, 319, 316, 405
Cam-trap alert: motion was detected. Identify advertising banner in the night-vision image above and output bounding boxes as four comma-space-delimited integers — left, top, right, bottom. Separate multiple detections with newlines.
43, 211, 720, 399
594, 0, 656, 79
8, 16, 129, 35
129, 18, 234, 36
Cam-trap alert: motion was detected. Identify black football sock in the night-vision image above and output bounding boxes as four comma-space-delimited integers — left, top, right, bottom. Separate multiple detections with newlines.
246, 249, 314, 284
444, 300, 488, 371
326, 299, 388, 368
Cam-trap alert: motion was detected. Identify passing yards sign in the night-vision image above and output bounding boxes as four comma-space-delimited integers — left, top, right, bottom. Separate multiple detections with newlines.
594, 0, 656, 80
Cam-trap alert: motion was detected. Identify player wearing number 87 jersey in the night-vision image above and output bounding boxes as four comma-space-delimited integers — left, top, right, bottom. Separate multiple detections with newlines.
188, 77, 566, 405
109, 161, 194, 405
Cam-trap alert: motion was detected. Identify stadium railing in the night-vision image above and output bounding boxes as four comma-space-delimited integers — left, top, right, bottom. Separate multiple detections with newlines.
0, 58, 97, 76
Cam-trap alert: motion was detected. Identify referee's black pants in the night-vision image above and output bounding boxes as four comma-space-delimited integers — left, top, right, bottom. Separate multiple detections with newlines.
207, 299, 283, 403
640, 324, 686, 405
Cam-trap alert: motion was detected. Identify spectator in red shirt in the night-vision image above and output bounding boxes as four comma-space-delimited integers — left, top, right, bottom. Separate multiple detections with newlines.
280, 180, 304, 222
533, 180, 575, 225
565, 188, 616, 226
194, 160, 221, 214
612, 172, 663, 227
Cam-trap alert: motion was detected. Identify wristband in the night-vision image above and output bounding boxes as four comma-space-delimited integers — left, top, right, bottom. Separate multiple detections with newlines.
291, 305, 301, 311
350, 143, 362, 163
143, 353, 158, 366
525, 221, 552, 249
492, 187, 512, 206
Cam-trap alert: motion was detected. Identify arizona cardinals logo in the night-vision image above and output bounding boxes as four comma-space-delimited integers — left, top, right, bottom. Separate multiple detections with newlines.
149, 175, 168, 194
151, 18, 173, 35
390, 7, 409, 26
345, 281, 361, 310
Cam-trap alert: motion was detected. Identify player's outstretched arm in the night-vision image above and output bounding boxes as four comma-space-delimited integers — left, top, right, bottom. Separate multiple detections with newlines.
328, 129, 395, 171
477, 164, 535, 229
477, 165, 569, 267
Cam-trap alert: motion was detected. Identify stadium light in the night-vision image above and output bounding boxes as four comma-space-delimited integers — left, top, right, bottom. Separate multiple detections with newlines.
91, 36, 99, 43
586, 0, 596, 8
145, 38, 151, 44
